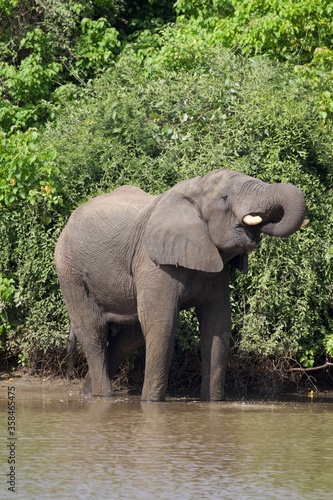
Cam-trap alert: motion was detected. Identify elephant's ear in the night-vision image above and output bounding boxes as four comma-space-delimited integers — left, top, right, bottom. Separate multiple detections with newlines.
145, 193, 223, 273
230, 254, 248, 274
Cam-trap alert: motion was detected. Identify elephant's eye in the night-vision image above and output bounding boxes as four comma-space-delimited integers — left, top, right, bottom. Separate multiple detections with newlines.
221, 195, 228, 201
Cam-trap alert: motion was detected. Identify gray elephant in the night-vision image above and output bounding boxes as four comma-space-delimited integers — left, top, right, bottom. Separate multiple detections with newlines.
55, 169, 306, 401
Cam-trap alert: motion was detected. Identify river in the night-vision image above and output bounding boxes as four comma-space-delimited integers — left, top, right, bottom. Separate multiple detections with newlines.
1, 381, 333, 499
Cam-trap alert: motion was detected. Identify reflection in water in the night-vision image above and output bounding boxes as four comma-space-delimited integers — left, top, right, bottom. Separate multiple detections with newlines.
1, 385, 333, 499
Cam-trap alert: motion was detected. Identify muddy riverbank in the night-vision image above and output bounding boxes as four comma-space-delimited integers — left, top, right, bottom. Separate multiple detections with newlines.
1, 369, 333, 402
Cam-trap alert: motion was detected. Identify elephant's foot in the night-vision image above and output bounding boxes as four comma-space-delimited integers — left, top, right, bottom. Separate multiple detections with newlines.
200, 382, 225, 401
81, 374, 92, 396
140, 394, 166, 402
92, 385, 116, 397
200, 392, 226, 402
81, 373, 115, 397
140, 380, 167, 402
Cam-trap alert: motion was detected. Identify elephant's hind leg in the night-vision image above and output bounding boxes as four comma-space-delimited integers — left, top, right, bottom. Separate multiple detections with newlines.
66, 325, 77, 378
82, 325, 114, 397
58, 275, 113, 397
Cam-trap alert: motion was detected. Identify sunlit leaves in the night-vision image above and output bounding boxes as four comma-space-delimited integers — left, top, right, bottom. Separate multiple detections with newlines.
0, 129, 59, 206
37, 52, 333, 368
0, 276, 15, 347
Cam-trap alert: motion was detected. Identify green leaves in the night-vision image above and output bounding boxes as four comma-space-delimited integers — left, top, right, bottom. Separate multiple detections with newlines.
74, 17, 120, 74
0, 2, 120, 131
175, 0, 333, 64
36, 51, 332, 370
0, 0, 332, 377
0, 276, 15, 348
0, 128, 60, 207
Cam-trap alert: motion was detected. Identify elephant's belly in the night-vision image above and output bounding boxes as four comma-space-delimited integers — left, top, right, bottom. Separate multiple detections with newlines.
83, 268, 138, 322
103, 312, 139, 325
98, 296, 139, 325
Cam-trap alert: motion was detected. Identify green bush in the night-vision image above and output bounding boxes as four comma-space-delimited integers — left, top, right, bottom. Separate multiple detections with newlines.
0, 276, 15, 349
0, 0, 176, 131
5, 49, 326, 370
174, 0, 333, 64
1, 0, 332, 386
0, 128, 67, 364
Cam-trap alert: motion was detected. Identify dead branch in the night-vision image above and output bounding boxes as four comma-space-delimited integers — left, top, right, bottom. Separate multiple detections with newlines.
290, 361, 333, 372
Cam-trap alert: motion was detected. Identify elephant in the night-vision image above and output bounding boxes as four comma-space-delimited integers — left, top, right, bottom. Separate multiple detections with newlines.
55, 169, 307, 401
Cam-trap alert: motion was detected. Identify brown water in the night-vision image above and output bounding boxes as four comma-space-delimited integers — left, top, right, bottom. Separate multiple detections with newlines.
1, 383, 333, 500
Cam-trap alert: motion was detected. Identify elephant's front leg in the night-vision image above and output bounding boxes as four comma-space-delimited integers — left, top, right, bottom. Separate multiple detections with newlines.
196, 278, 231, 401
138, 302, 178, 402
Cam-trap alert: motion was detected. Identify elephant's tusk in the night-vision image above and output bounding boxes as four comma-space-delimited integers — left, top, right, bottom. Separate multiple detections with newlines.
300, 219, 309, 229
242, 214, 263, 226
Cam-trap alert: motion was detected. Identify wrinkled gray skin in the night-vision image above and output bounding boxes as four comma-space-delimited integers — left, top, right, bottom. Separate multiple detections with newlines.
55, 169, 306, 401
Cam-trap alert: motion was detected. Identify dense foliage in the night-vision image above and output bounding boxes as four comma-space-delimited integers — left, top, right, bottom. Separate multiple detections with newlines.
0, 0, 175, 130
0, 0, 332, 385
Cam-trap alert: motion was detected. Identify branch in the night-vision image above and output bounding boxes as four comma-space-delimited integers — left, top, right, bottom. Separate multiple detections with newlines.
60, 59, 87, 87
290, 361, 333, 372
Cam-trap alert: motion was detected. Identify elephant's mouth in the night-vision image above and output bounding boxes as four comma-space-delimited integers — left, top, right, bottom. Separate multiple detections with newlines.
224, 224, 260, 254
243, 225, 261, 248
233, 207, 286, 251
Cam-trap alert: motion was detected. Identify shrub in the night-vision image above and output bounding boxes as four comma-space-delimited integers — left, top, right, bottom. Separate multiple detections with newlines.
0, 128, 66, 365
36, 50, 332, 368
1, 48, 332, 374
174, 0, 333, 64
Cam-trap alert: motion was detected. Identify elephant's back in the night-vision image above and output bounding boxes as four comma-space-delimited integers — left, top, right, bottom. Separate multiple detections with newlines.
72, 185, 153, 219
64, 186, 154, 233
56, 185, 156, 274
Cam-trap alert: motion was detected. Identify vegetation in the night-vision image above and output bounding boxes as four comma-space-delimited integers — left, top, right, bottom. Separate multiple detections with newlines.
0, 0, 332, 391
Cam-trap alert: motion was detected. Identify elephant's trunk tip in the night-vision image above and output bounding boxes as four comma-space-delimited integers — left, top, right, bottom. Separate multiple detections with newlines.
260, 183, 307, 237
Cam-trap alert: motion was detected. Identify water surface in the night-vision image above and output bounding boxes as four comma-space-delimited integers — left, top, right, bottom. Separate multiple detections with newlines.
1, 382, 333, 499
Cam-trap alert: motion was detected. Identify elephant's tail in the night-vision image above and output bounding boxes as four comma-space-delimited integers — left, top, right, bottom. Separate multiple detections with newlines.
66, 325, 77, 378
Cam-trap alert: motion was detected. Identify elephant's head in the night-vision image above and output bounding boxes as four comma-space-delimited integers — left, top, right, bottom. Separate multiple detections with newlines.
145, 170, 307, 273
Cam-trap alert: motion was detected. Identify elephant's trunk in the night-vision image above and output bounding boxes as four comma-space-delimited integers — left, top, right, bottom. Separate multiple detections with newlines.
260, 183, 306, 237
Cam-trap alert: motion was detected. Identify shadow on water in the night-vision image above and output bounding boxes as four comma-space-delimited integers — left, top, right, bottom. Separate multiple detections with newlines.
1, 382, 333, 499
